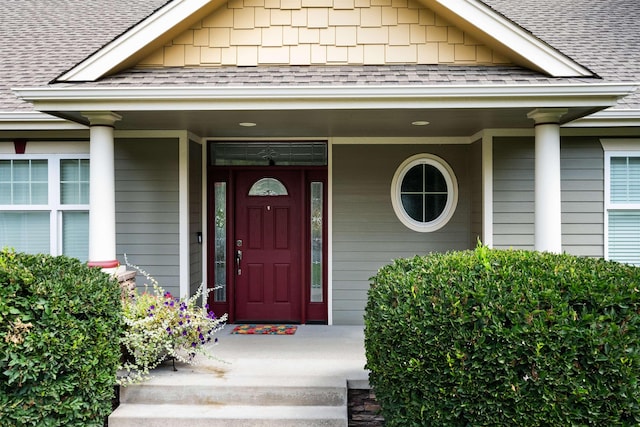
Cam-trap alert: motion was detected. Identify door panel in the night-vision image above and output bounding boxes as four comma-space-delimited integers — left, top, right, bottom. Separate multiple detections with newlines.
247, 263, 264, 303
274, 264, 290, 303
234, 170, 302, 322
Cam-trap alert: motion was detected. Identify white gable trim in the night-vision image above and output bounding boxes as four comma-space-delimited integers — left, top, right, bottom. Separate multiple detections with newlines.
57, 0, 218, 82
425, 0, 593, 77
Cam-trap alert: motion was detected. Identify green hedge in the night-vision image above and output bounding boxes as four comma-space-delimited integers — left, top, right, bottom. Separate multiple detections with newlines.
0, 250, 122, 427
365, 247, 640, 426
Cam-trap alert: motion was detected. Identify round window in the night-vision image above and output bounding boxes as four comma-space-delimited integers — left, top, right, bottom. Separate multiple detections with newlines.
391, 154, 458, 232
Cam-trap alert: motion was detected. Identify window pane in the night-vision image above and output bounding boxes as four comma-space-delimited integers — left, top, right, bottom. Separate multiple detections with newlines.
248, 178, 288, 196
61, 183, 79, 204
0, 160, 48, 205
0, 212, 50, 254
61, 160, 77, 181
214, 182, 227, 302
401, 165, 423, 192
80, 160, 90, 181
13, 160, 30, 181
608, 211, 640, 266
611, 156, 640, 203
0, 183, 10, 204
310, 182, 323, 303
31, 183, 48, 204
631, 157, 640, 202
401, 194, 423, 222
61, 159, 89, 205
0, 162, 10, 181
31, 161, 48, 182
80, 183, 89, 203
425, 194, 448, 222
62, 211, 88, 262
13, 183, 29, 204
424, 164, 447, 192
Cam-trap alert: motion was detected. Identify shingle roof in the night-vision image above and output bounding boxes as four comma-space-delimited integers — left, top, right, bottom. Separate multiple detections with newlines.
67, 64, 588, 87
482, 0, 640, 108
0, 0, 169, 111
1, 0, 639, 113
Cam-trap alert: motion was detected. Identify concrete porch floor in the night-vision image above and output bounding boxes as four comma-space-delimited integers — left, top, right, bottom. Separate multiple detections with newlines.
204, 325, 366, 385
147, 324, 369, 387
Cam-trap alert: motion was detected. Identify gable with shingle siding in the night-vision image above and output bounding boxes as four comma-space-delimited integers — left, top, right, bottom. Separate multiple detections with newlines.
137, 0, 510, 67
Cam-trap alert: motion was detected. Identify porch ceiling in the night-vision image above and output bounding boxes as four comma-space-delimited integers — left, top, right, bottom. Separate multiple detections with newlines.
75, 106, 593, 138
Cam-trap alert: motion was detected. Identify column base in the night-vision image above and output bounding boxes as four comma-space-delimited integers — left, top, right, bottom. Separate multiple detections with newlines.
87, 260, 120, 268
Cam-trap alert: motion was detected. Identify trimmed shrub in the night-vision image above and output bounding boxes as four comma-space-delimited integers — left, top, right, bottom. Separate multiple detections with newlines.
365, 246, 640, 426
0, 250, 122, 427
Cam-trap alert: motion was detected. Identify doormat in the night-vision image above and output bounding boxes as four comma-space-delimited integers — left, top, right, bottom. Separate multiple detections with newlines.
231, 324, 298, 335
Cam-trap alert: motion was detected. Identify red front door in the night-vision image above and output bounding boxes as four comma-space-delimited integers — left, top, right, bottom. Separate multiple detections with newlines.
234, 170, 302, 322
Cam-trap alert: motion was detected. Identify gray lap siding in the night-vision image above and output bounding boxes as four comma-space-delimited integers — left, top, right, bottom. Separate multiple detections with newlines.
492, 136, 604, 257
331, 144, 476, 325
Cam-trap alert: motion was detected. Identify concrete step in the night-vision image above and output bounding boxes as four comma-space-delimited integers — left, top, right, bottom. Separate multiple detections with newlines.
119, 372, 347, 407
109, 403, 347, 427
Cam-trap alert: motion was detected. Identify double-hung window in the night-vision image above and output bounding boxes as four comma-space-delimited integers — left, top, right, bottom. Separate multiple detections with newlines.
0, 155, 89, 261
605, 149, 640, 266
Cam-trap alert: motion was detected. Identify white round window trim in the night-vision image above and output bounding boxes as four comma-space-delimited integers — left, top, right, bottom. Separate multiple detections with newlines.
390, 153, 458, 233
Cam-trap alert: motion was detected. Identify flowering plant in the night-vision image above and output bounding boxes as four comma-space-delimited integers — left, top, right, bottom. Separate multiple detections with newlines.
118, 258, 227, 385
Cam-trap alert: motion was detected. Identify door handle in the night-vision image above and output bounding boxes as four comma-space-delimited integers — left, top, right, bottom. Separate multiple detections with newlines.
236, 250, 242, 276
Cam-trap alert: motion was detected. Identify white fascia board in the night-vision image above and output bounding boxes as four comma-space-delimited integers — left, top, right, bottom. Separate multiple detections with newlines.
426, 0, 593, 77
0, 112, 87, 130
564, 109, 640, 127
15, 83, 636, 112
57, 0, 214, 82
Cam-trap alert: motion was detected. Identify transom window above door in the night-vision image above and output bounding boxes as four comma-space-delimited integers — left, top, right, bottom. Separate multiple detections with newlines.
211, 141, 327, 166
391, 154, 458, 232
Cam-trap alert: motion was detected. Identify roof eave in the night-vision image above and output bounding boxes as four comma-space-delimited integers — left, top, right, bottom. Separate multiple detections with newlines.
15, 84, 636, 112
0, 112, 88, 130
564, 109, 640, 127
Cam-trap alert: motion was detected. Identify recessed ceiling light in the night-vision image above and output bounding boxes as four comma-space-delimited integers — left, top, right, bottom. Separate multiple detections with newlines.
411, 121, 430, 126
239, 122, 257, 127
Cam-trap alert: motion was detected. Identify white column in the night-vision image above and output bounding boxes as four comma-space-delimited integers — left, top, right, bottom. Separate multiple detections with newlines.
83, 112, 122, 269
527, 108, 567, 253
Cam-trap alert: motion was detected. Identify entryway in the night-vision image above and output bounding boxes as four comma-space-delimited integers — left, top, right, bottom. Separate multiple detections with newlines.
208, 142, 328, 324
109, 325, 370, 426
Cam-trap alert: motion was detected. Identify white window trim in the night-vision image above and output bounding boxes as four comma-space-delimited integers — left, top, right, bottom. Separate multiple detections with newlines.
0, 153, 90, 258
391, 153, 458, 233
602, 140, 640, 262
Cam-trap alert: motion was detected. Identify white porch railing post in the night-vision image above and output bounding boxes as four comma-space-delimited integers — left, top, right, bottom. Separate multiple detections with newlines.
527, 108, 567, 254
83, 112, 122, 269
